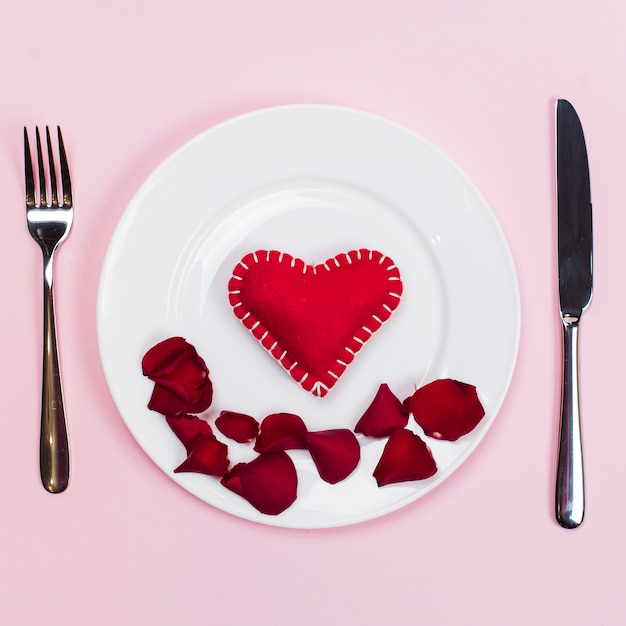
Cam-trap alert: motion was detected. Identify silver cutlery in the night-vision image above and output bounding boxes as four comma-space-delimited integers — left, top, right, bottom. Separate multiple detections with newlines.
24, 126, 73, 493
555, 100, 593, 528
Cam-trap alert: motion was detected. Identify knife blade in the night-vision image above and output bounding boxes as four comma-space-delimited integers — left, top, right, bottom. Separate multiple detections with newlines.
555, 98, 593, 529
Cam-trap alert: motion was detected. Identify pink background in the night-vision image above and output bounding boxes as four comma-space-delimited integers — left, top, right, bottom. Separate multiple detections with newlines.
1, 0, 623, 624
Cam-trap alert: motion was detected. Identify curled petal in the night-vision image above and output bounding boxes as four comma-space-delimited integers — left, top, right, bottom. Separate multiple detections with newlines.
373, 429, 437, 487
355, 383, 409, 438
254, 413, 308, 453
401, 396, 412, 416
408, 379, 485, 441
142, 337, 213, 415
215, 411, 260, 443
148, 384, 206, 417
222, 452, 298, 515
166, 414, 214, 454
305, 429, 360, 484
174, 435, 229, 477
221, 463, 245, 498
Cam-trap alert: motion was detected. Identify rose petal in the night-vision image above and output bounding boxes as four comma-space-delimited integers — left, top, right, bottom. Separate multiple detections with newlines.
142, 336, 188, 374
222, 452, 298, 515
221, 463, 245, 498
215, 411, 260, 443
305, 429, 360, 484
373, 428, 437, 486
408, 378, 485, 441
142, 337, 213, 414
254, 413, 308, 453
166, 414, 215, 454
354, 383, 409, 438
174, 435, 229, 476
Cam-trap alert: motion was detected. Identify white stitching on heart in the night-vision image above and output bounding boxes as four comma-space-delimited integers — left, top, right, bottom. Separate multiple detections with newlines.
228, 248, 402, 398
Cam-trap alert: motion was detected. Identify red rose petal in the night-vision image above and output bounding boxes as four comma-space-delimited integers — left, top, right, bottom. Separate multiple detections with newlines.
402, 396, 411, 415
142, 336, 188, 373
146, 385, 191, 416
305, 429, 360, 484
254, 413, 308, 453
215, 411, 260, 443
373, 428, 437, 487
174, 435, 229, 477
354, 383, 409, 438
166, 414, 215, 454
408, 378, 485, 441
222, 452, 298, 515
221, 463, 245, 498
142, 337, 213, 415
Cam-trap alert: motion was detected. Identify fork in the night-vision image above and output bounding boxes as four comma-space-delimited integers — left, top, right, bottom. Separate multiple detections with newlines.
24, 126, 73, 493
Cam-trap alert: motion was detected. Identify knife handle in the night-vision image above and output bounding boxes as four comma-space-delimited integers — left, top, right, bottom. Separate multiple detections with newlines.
555, 317, 585, 528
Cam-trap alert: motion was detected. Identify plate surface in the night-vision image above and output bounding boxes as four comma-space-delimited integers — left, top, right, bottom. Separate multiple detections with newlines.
97, 105, 520, 528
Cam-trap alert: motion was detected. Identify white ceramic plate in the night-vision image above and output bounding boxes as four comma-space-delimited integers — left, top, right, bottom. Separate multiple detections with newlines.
97, 105, 520, 529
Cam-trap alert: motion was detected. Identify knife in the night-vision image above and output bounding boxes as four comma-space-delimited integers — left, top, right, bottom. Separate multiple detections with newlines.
555, 99, 593, 529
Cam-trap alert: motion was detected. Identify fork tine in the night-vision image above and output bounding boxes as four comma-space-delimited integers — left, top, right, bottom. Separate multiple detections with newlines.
57, 127, 72, 207
45, 126, 58, 206
24, 128, 35, 208
35, 127, 46, 207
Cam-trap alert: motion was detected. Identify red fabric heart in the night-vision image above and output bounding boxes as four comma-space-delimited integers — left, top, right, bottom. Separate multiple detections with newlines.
228, 249, 402, 397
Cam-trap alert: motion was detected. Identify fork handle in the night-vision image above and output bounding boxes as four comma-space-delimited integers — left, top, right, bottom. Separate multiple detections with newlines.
40, 266, 69, 493
555, 318, 584, 528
